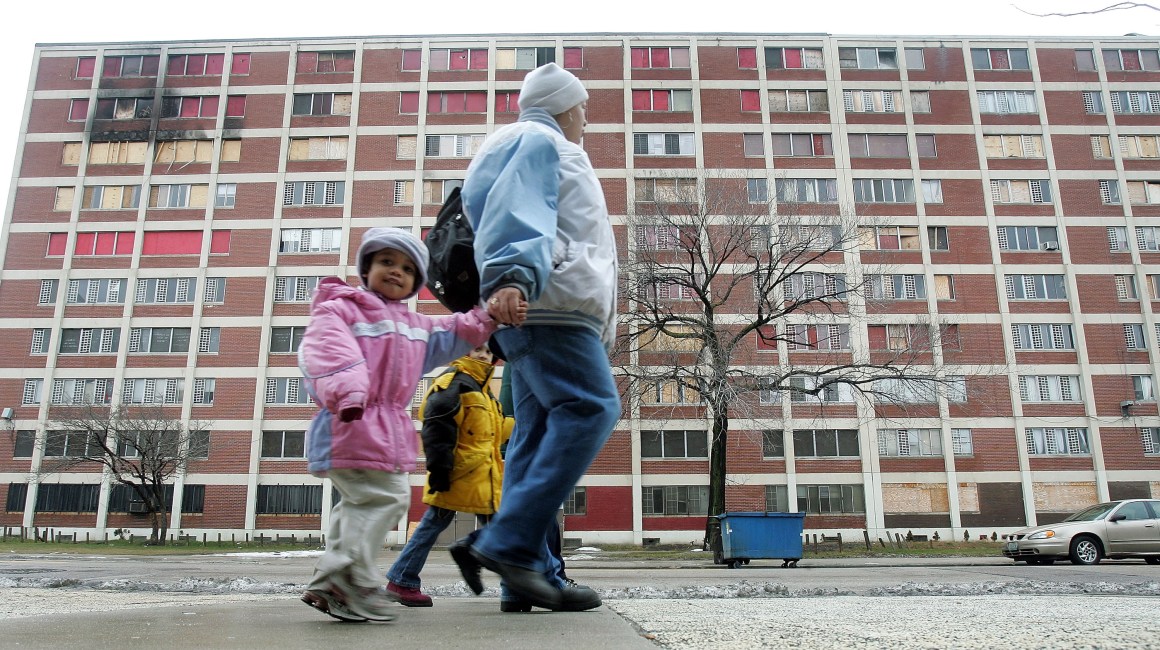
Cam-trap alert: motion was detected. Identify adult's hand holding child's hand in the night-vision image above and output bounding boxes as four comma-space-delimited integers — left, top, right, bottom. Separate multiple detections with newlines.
486, 287, 528, 326
339, 406, 364, 422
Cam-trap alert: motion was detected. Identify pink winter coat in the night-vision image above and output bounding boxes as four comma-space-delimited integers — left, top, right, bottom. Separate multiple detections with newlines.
299, 277, 496, 475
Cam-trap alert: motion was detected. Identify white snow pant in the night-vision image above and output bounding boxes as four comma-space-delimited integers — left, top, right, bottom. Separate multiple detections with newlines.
307, 469, 410, 591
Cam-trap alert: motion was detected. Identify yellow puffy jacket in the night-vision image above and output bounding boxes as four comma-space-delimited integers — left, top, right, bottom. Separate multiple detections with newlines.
417, 356, 512, 514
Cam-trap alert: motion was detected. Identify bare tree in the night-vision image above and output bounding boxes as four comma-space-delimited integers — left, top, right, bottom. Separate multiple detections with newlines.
1016, 1, 1160, 19
616, 172, 972, 556
39, 403, 210, 545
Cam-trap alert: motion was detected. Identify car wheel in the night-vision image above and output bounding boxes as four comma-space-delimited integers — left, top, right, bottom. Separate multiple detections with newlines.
1146, 557, 1160, 565
1068, 536, 1102, 565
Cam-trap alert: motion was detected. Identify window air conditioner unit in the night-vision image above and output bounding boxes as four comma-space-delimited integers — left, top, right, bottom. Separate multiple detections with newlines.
128, 501, 148, 514
1041, 241, 1059, 251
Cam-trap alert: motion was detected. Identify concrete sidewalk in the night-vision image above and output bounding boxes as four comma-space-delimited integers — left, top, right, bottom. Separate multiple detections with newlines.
0, 594, 657, 650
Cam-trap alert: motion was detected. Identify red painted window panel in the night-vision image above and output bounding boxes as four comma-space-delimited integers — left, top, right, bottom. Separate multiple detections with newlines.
448, 50, 468, 70
465, 92, 487, 113
564, 47, 583, 69
141, 56, 159, 77
206, 54, 224, 75
427, 92, 443, 114
167, 56, 185, 76
142, 230, 201, 256
200, 96, 219, 117
652, 91, 669, 111
630, 47, 648, 68
102, 57, 121, 78
496, 92, 518, 113
737, 48, 757, 69
114, 232, 135, 255
991, 49, 1009, 70
444, 92, 466, 113
69, 99, 89, 121
225, 95, 246, 117
74, 232, 96, 255
231, 53, 250, 75
47, 233, 68, 257
335, 54, 355, 73
94, 232, 117, 256
755, 326, 777, 351
1123, 50, 1142, 70
180, 97, 200, 118
740, 90, 760, 111
417, 285, 436, 301
210, 230, 231, 254
784, 48, 803, 69
402, 49, 421, 71
470, 49, 488, 70
632, 90, 651, 111
400, 92, 420, 114
867, 325, 887, 350
76, 57, 96, 78
651, 48, 670, 68
297, 52, 318, 73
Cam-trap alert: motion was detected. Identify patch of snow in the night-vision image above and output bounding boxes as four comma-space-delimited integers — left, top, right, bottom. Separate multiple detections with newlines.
574, 546, 602, 553
200, 550, 323, 558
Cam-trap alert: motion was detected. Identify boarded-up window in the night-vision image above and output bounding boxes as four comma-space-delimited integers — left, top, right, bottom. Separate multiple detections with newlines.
89, 141, 148, 164
154, 140, 214, 164
288, 137, 348, 161
62, 143, 82, 165
220, 140, 241, 162
397, 135, 417, 159
54, 187, 75, 211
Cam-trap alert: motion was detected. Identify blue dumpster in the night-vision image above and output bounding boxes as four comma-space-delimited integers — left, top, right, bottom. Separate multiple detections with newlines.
716, 511, 805, 568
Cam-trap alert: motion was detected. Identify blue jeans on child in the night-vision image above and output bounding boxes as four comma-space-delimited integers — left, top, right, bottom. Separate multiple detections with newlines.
471, 325, 619, 578
387, 505, 488, 589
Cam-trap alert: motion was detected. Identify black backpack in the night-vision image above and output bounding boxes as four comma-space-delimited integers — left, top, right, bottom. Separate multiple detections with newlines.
424, 187, 480, 313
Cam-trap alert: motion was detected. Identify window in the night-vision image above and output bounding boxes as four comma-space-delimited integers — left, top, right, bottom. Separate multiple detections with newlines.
154, 139, 214, 164
54, 186, 75, 210
971, 48, 1030, 70
256, 485, 321, 514
426, 48, 488, 71
633, 133, 695, 156
1125, 181, 1160, 205
160, 96, 223, 119
265, 377, 313, 405
95, 97, 153, 120
274, 276, 322, 303
562, 486, 586, 515
50, 378, 112, 405
842, 90, 902, 113
149, 184, 208, 209
1005, 274, 1067, 300
58, 328, 119, 355
563, 47, 583, 69
761, 430, 784, 458
1019, 375, 1081, 402
495, 47, 554, 70
1110, 90, 1160, 114
990, 179, 1052, 204
638, 325, 700, 352
421, 134, 484, 158
848, 133, 908, 158
641, 485, 707, 516
786, 376, 855, 403
771, 133, 833, 157
743, 133, 764, 157
785, 323, 850, 351
129, 327, 191, 353
904, 48, 925, 70
910, 91, 932, 113
867, 323, 933, 351
922, 180, 944, 203
14, 431, 36, 458
69, 99, 89, 121
280, 228, 342, 253
630, 47, 690, 69
1104, 48, 1160, 71
838, 47, 897, 70
1133, 375, 1155, 401
1125, 323, 1147, 349
798, 484, 865, 514
425, 91, 488, 114
87, 141, 149, 165
76, 57, 95, 79
635, 177, 697, 203
1083, 91, 1106, 114
423, 180, 463, 204
215, 183, 236, 209
640, 380, 701, 405
876, 376, 966, 403
122, 378, 185, 404
747, 178, 768, 203
977, 90, 1038, 114
765, 47, 824, 69
984, 134, 1045, 158
916, 134, 937, 157
1108, 226, 1129, 252
1026, 427, 1090, 456
197, 328, 220, 354
270, 326, 307, 353
30, 483, 101, 512
769, 90, 829, 112
1150, 275, 1160, 300
65, 278, 125, 305
632, 89, 693, 112
1116, 274, 1140, 300
48, 231, 135, 257
1090, 135, 1114, 159
103, 55, 160, 78
866, 274, 926, 300
1138, 226, 1160, 251
22, 379, 42, 405
261, 430, 306, 458
853, 179, 915, 203
167, 53, 225, 76
776, 178, 839, 203
297, 50, 355, 73
494, 91, 520, 113
292, 93, 353, 116
639, 275, 696, 302
1100, 180, 1122, 204
1118, 135, 1160, 158
288, 137, 348, 161
997, 226, 1058, 251
283, 181, 345, 206
39, 279, 58, 306
640, 430, 708, 458
135, 277, 199, 304
878, 428, 943, 457
1012, 323, 1075, 350
785, 272, 847, 303
81, 185, 140, 210
794, 429, 859, 457
928, 226, 949, 250
31, 328, 49, 354
1142, 428, 1160, 455
1076, 49, 1097, 71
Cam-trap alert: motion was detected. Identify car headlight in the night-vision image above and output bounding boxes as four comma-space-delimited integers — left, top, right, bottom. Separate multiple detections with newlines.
1028, 530, 1055, 540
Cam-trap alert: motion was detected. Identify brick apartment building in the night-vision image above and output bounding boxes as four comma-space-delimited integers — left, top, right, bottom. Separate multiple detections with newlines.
2, 33, 1159, 545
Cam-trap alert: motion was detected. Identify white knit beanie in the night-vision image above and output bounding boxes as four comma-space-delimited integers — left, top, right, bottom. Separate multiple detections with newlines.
356, 227, 429, 298
518, 63, 588, 116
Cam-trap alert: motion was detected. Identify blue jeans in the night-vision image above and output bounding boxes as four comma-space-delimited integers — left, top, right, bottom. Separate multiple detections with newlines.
473, 325, 620, 574
386, 505, 488, 589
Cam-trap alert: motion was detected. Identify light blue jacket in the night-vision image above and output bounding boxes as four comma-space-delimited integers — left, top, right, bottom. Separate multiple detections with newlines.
462, 108, 618, 350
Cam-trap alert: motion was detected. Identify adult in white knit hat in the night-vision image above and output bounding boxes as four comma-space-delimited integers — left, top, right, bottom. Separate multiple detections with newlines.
450, 63, 618, 615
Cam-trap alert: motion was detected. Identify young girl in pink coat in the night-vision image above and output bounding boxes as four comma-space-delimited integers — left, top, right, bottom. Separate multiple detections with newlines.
298, 227, 513, 622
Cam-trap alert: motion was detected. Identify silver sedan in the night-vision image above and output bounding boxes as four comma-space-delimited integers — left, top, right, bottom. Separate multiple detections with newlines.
1002, 499, 1160, 566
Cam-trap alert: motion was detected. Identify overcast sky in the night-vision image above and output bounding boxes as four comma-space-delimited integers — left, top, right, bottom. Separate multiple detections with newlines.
1, 0, 1155, 213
